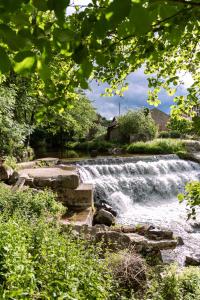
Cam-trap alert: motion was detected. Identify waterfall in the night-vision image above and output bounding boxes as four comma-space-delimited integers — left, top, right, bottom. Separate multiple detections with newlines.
77, 155, 200, 264
78, 156, 200, 212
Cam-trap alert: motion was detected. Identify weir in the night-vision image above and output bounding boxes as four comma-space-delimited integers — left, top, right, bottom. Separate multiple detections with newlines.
77, 155, 200, 264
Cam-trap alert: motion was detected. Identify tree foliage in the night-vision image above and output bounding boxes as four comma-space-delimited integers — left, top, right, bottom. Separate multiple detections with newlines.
167, 116, 193, 135
0, 0, 199, 114
178, 181, 200, 220
118, 109, 157, 142
39, 93, 97, 139
0, 85, 30, 156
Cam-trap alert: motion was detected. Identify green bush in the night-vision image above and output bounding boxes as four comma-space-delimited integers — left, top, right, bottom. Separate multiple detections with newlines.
145, 265, 200, 300
76, 139, 114, 153
3, 156, 18, 170
178, 181, 200, 220
127, 139, 185, 155
0, 184, 117, 299
159, 131, 170, 138
0, 184, 65, 219
0, 217, 115, 299
65, 149, 79, 158
170, 130, 181, 138
118, 109, 158, 143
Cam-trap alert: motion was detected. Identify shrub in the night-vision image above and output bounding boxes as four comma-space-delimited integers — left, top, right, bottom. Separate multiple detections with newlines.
0, 184, 117, 299
3, 156, 18, 170
159, 131, 170, 138
0, 183, 65, 219
145, 265, 200, 300
65, 150, 79, 158
76, 139, 114, 153
0, 217, 116, 299
178, 181, 200, 220
118, 109, 158, 143
170, 130, 181, 138
127, 139, 185, 155
108, 249, 147, 294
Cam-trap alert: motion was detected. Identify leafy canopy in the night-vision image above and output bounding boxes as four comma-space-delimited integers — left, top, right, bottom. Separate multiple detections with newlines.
0, 0, 199, 114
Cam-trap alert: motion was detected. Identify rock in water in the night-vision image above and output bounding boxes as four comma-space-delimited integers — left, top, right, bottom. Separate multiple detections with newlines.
93, 209, 115, 226
185, 255, 200, 266
95, 202, 117, 217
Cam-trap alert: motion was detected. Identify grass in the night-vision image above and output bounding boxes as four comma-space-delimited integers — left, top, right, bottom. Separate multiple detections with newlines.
126, 139, 185, 155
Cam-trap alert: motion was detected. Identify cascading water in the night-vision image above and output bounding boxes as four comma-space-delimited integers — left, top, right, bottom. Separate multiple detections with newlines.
77, 155, 200, 264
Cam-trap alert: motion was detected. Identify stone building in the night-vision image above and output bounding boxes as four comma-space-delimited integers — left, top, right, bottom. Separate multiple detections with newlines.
150, 108, 170, 131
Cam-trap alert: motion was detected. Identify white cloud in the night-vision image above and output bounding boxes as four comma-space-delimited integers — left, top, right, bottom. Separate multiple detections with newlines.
86, 69, 179, 119
67, 0, 91, 15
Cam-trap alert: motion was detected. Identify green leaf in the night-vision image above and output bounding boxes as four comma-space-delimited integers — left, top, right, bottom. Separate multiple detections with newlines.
72, 45, 88, 64
14, 56, 35, 74
53, 28, 74, 42
14, 51, 35, 62
32, 0, 48, 11
129, 4, 152, 35
0, 48, 11, 73
47, 0, 70, 20
37, 59, 50, 81
106, 0, 132, 26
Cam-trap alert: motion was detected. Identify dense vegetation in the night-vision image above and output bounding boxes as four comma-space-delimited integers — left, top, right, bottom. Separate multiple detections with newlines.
0, 184, 117, 299
0, 184, 199, 299
0, 1, 200, 298
118, 109, 157, 143
127, 139, 185, 155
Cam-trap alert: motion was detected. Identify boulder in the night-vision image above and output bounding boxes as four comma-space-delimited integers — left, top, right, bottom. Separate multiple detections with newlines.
8, 171, 19, 185
185, 255, 200, 266
108, 148, 124, 155
176, 236, 184, 246
0, 166, 13, 181
93, 209, 115, 226
127, 233, 177, 251
145, 228, 173, 240
95, 202, 117, 217
135, 224, 155, 235
111, 225, 137, 233
94, 231, 131, 251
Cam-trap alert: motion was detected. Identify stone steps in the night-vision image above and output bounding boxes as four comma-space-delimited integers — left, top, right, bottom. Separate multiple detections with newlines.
61, 207, 94, 226
126, 233, 177, 251
17, 165, 94, 225
59, 183, 93, 211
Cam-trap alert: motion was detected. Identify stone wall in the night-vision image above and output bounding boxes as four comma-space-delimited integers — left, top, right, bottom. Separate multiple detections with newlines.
19, 167, 93, 212
150, 108, 170, 131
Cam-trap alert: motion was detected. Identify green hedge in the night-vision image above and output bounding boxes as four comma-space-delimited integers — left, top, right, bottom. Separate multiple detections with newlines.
75, 140, 115, 153
127, 139, 185, 155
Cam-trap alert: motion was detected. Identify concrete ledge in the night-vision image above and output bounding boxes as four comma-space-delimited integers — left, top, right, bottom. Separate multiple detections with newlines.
61, 207, 94, 226
18, 168, 79, 189
59, 183, 93, 211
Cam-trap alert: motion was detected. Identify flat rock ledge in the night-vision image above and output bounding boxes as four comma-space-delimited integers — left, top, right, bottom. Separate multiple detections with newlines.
62, 224, 178, 256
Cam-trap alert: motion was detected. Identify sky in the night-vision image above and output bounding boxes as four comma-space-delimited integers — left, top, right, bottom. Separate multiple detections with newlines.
68, 0, 193, 120
86, 69, 193, 120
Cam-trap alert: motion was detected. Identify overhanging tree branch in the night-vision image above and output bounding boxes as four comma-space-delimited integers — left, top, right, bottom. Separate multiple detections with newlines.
167, 0, 200, 6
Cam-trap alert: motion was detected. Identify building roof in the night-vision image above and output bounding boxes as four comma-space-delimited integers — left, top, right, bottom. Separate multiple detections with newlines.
150, 108, 169, 118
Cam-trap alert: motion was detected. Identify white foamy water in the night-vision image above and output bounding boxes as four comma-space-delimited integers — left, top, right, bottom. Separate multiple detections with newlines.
77, 155, 200, 264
